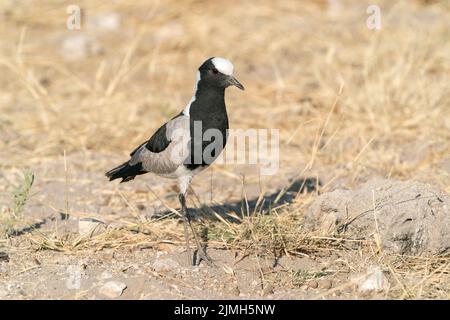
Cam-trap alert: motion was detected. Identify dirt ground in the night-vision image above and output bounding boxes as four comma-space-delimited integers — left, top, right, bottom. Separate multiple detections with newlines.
1, 0, 449, 299
1, 149, 448, 300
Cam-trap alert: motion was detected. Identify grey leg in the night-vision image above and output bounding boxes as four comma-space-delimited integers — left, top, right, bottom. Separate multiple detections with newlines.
179, 193, 192, 266
179, 193, 214, 267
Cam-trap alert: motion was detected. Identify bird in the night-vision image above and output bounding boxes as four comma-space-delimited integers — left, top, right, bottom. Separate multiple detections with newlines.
105, 57, 244, 266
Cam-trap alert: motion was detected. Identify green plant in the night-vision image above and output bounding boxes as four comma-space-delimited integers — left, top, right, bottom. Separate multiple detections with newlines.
11, 171, 34, 217
0, 171, 34, 237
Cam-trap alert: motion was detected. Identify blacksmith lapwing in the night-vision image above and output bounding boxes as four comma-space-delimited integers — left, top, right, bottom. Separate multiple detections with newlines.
106, 57, 244, 265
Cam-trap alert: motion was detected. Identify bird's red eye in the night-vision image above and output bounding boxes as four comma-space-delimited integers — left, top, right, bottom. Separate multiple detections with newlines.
212, 68, 219, 74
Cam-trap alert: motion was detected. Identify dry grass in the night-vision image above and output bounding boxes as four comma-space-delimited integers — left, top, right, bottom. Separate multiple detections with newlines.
0, 0, 449, 299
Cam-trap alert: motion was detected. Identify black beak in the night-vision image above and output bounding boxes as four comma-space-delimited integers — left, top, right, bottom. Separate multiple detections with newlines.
227, 76, 245, 90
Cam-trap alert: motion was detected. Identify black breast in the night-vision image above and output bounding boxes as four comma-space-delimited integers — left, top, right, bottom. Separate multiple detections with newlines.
185, 84, 229, 170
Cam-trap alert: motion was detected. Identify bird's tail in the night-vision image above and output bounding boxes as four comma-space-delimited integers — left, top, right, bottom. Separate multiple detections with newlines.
105, 161, 144, 183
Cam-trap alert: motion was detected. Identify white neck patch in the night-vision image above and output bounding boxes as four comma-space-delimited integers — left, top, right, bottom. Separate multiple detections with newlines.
183, 71, 201, 116
211, 57, 234, 76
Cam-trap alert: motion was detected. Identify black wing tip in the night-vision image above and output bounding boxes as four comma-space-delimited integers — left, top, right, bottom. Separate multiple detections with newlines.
105, 161, 143, 183
105, 170, 118, 181
104, 173, 133, 183
120, 176, 135, 183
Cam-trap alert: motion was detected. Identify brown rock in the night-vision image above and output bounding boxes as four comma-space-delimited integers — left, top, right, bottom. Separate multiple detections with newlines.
308, 280, 318, 289
304, 179, 450, 255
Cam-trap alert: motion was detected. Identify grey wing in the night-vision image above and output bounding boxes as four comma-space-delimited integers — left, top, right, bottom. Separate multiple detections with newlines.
129, 114, 190, 176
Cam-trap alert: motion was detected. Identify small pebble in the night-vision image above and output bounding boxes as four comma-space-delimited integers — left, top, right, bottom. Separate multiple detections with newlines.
39, 76, 50, 87
318, 279, 332, 289
308, 280, 318, 289
262, 284, 274, 296
230, 286, 240, 296
0, 288, 8, 298
99, 281, 127, 298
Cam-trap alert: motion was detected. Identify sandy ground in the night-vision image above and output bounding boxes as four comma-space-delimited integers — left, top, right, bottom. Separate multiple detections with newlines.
1, 150, 449, 300
1, 0, 449, 300
0, 156, 364, 300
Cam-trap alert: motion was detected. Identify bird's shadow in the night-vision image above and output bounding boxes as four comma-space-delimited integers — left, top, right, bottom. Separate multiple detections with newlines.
153, 177, 321, 224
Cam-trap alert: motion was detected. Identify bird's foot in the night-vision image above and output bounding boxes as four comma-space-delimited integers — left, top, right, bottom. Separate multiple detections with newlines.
194, 247, 215, 267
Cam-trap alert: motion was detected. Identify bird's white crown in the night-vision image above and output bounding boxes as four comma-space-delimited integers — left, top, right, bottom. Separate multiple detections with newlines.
211, 57, 234, 76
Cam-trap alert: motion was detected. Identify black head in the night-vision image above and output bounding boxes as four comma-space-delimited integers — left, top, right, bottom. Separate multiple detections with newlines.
198, 57, 244, 91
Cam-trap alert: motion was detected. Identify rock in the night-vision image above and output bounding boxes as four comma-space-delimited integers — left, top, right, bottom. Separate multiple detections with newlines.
230, 286, 240, 296
152, 258, 180, 273
0, 287, 8, 298
318, 279, 332, 289
18, 289, 27, 296
79, 218, 106, 237
99, 281, 127, 298
357, 266, 389, 293
304, 179, 450, 255
39, 76, 51, 87
308, 280, 318, 289
305, 189, 353, 233
262, 284, 274, 296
